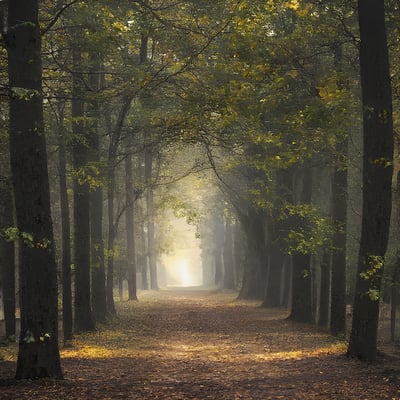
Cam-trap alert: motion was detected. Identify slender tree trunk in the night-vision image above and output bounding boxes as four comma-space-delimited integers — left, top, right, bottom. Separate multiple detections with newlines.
104, 96, 132, 312
391, 266, 399, 342
281, 256, 292, 308
7, 0, 62, 378
140, 215, 149, 290
223, 218, 235, 290
233, 220, 243, 289
262, 219, 285, 308
289, 165, 313, 323
318, 252, 331, 327
88, 52, 107, 323
391, 172, 400, 342
72, 45, 95, 333
330, 42, 348, 337
125, 151, 138, 300
330, 154, 347, 335
106, 173, 117, 314
0, 178, 15, 339
144, 132, 158, 290
58, 123, 73, 342
347, 0, 394, 361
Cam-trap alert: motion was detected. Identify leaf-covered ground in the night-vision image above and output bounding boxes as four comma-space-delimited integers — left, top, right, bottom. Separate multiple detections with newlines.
1, 289, 400, 399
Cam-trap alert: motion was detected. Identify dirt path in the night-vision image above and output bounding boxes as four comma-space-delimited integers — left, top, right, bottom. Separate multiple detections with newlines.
1, 289, 400, 399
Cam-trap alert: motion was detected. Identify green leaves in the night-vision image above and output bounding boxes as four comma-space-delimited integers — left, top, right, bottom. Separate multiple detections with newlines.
2, 227, 51, 249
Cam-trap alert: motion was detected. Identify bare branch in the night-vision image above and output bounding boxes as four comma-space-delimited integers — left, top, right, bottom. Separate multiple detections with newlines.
41, 1, 80, 35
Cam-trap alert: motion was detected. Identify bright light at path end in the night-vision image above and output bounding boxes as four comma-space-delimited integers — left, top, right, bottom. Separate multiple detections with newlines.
180, 259, 192, 286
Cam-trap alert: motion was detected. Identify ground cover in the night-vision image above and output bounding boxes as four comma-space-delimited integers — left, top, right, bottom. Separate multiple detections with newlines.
1, 289, 400, 399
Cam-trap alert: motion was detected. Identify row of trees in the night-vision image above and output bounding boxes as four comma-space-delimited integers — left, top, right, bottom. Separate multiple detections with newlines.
0, 0, 398, 378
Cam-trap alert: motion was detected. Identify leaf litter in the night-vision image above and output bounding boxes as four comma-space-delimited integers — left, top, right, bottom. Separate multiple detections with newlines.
1, 288, 400, 399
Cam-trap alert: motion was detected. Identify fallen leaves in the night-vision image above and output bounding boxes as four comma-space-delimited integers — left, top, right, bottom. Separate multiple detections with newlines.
0, 289, 400, 399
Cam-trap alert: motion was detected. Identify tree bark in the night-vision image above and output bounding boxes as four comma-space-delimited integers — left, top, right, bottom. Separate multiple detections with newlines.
88, 52, 107, 323
71, 44, 95, 332
0, 178, 15, 339
262, 218, 285, 308
330, 156, 347, 335
125, 151, 138, 301
7, 0, 62, 378
223, 217, 235, 290
318, 252, 330, 328
58, 120, 73, 342
330, 42, 348, 337
144, 131, 158, 290
347, 0, 394, 361
106, 172, 117, 314
238, 208, 267, 300
288, 165, 313, 323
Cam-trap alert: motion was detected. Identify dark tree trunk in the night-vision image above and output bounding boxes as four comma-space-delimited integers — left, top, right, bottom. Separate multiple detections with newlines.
391, 266, 399, 342
139, 209, 149, 290
71, 45, 95, 332
318, 252, 331, 328
104, 96, 131, 313
213, 211, 225, 288
391, 172, 400, 342
262, 219, 285, 308
0, 178, 15, 338
106, 174, 117, 314
330, 154, 347, 335
214, 246, 223, 287
91, 184, 107, 322
289, 165, 313, 323
125, 151, 138, 301
238, 208, 267, 300
330, 42, 348, 337
88, 52, 107, 323
7, 0, 62, 378
58, 122, 73, 343
347, 0, 393, 361
144, 132, 158, 290
223, 218, 235, 290
233, 220, 243, 289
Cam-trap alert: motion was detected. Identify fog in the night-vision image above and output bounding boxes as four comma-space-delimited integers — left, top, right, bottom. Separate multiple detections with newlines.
158, 213, 203, 288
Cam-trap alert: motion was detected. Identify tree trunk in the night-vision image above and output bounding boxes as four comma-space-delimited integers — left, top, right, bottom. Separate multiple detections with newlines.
106, 173, 117, 314
233, 220, 243, 289
71, 44, 95, 333
347, 0, 394, 361
7, 0, 62, 378
318, 252, 331, 328
223, 218, 235, 290
330, 42, 348, 337
0, 178, 15, 339
125, 151, 138, 301
262, 219, 285, 308
288, 165, 313, 323
88, 52, 107, 323
139, 206, 149, 290
330, 154, 347, 335
58, 122, 73, 343
144, 131, 158, 290
238, 208, 267, 300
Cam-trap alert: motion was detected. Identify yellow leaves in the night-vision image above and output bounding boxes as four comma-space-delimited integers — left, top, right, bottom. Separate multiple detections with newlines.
111, 21, 128, 32
283, 0, 300, 11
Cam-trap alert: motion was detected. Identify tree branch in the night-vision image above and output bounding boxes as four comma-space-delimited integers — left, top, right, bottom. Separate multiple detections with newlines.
41, 1, 80, 35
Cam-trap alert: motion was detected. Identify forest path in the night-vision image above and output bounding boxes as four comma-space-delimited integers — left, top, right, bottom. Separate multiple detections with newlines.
1, 289, 400, 399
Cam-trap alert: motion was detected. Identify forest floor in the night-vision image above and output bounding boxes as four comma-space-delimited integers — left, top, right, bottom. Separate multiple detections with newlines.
1, 289, 400, 399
